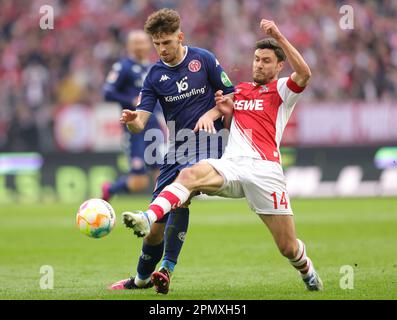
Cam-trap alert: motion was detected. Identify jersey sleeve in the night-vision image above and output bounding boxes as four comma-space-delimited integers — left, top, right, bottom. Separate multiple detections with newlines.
135, 75, 158, 114
276, 77, 306, 108
102, 62, 132, 107
202, 50, 235, 95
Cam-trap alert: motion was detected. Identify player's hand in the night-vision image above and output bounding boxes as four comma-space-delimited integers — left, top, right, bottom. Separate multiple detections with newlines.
120, 109, 138, 125
194, 113, 217, 134
215, 90, 234, 116
260, 19, 283, 40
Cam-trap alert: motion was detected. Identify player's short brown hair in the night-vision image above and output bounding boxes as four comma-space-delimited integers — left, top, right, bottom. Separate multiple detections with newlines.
255, 38, 286, 62
144, 8, 181, 37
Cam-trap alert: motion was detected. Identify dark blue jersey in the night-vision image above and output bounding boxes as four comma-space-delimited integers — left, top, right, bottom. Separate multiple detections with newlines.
135, 47, 234, 207
102, 57, 151, 109
137, 46, 234, 160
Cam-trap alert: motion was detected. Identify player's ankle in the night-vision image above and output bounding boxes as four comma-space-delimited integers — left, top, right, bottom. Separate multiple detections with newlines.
299, 258, 315, 279
134, 274, 151, 287
145, 210, 158, 224
160, 260, 175, 275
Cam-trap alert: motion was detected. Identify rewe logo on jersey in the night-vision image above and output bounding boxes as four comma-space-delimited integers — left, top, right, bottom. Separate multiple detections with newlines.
234, 99, 264, 111
176, 76, 189, 93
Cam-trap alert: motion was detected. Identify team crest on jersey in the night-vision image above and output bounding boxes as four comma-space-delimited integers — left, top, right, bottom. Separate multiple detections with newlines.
188, 59, 201, 72
259, 85, 269, 93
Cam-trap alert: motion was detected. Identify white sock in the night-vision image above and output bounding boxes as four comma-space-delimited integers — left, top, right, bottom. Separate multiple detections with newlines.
147, 183, 191, 221
145, 210, 158, 225
134, 275, 151, 287
289, 239, 314, 278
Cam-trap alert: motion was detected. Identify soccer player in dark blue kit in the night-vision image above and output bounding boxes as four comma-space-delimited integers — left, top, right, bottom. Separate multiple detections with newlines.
109, 8, 235, 294
101, 30, 164, 201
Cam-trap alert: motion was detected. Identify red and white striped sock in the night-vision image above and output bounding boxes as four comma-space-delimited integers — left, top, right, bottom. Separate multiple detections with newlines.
289, 239, 314, 279
145, 183, 191, 223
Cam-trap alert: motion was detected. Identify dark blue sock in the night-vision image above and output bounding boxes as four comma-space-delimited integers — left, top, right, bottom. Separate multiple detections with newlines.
136, 241, 164, 279
161, 207, 189, 272
108, 175, 129, 195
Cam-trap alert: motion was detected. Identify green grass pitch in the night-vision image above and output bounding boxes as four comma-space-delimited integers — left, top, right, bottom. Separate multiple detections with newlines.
0, 197, 396, 300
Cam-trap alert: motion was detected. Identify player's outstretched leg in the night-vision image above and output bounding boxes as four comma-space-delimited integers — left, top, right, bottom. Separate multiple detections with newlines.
121, 182, 191, 238
260, 215, 323, 291
125, 164, 223, 233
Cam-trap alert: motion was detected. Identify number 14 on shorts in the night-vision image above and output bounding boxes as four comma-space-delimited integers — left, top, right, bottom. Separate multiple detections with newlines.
271, 192, 289, 210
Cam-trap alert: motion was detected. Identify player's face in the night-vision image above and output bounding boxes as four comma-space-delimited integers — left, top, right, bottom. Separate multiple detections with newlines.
152, 31, 184, 65
252, 49, 284, 84
127, 33, 151, 61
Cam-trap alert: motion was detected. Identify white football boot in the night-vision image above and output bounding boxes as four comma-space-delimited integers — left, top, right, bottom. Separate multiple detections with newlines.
122, 211, 151, 237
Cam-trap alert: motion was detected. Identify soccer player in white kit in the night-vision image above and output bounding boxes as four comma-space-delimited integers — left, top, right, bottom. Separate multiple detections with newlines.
122, 19, 323, 291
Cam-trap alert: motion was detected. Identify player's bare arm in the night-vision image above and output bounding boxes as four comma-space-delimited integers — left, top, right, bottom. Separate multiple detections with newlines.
120, 109, 151, 133
214, 90, 234, 116
193, 92, 234, 132
260, 19, 311, 87
214, 90, 234, 129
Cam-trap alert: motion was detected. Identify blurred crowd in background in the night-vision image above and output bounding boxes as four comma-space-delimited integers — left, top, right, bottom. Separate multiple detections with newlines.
1, 0, 396, 152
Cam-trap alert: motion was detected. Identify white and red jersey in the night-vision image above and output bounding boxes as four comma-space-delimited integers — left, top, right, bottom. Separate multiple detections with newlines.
223, 77, 305, 164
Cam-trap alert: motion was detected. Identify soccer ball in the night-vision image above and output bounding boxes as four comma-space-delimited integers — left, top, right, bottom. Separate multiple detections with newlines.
76, 199, 116, 238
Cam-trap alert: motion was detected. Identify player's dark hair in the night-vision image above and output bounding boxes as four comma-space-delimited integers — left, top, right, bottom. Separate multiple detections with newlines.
255, 38, 286, 62
144, 8, 181, 36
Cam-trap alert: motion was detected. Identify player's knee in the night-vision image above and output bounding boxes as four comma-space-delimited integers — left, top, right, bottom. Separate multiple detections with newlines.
176, 168, 200, 189
278, 241, 298, 259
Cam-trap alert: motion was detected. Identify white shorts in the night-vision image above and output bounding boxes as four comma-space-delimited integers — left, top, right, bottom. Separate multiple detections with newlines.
202, 157, 293, 215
